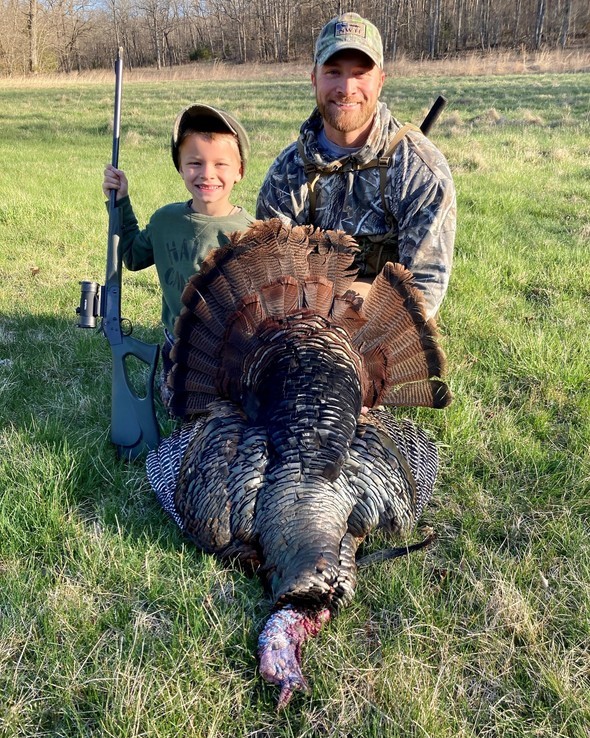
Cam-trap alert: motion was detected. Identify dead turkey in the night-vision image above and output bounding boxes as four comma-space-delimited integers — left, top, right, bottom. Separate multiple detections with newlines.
146, 218, 451, 708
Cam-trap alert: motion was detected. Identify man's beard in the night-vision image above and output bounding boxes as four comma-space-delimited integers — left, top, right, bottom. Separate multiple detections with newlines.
317, 97, 375, 133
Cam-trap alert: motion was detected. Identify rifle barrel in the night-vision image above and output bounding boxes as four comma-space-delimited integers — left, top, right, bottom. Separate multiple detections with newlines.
104, 48, 124, 341
109, 48, 123, 212
420, 95, 447, 136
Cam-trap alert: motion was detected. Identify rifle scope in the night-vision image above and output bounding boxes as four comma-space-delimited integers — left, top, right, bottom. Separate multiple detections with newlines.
76, 280, 102, 329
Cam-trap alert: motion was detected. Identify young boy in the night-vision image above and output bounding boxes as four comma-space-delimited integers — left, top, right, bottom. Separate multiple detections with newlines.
102, 103, 255, 397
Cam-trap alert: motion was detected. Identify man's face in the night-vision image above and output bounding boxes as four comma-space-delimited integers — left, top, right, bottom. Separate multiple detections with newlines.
312, 49, 385, 144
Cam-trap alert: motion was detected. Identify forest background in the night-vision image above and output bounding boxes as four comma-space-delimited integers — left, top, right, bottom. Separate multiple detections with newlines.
2, 0, 590, 76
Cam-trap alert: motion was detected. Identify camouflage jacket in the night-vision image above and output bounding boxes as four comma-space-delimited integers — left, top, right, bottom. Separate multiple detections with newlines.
256, 102, 456, 318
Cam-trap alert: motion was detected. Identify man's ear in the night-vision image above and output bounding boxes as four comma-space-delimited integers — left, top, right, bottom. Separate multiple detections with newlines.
311, 66, 317, 90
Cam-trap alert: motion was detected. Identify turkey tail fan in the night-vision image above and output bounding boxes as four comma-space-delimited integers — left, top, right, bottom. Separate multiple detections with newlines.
167, 219, 363, 418
352, 262, 451, 409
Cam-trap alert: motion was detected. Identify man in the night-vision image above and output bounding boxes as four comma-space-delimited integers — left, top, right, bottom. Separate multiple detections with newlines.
256, 13, 456, 319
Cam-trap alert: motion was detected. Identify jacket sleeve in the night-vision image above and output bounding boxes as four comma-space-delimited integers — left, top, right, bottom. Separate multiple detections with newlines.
395, 140, 456, 320
114, 195, 155, 271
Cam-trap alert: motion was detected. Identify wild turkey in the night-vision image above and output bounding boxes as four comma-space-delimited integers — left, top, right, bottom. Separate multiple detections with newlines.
146, 218, 451, 708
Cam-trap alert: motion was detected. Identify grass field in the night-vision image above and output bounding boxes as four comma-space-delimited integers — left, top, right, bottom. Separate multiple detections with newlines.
0, 67, 589, 737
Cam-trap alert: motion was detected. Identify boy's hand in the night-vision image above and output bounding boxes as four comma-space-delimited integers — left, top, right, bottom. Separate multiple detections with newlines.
102, 164, 129, 201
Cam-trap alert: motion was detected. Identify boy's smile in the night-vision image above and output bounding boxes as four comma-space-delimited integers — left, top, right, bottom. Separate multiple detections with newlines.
178, 133, 243, 216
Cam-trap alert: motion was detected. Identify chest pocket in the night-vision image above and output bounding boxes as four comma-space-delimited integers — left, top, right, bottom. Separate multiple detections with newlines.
297, 124, 419, 276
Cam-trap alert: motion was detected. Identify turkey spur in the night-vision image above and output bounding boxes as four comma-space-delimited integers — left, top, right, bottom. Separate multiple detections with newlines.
146, 218, 451, 708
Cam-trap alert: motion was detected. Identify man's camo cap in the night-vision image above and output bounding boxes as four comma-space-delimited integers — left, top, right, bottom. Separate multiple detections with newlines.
314, 13, 383, 69
171, 103, 250, 172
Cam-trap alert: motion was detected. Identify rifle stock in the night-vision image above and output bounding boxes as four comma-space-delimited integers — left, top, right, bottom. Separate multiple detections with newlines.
110, 335, 160, 453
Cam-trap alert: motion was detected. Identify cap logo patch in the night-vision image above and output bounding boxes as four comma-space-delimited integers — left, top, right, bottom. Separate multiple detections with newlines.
334, 21, 366, 38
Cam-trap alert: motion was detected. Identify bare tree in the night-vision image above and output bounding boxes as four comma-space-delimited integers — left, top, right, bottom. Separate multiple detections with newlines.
559, 0, 572, 48
427, 0, 441, 57
534, 0, 546, 49
138, 0, 176, 68
4, 0, 590, 73
44, 0, 93, 71
27, 0, 39, 71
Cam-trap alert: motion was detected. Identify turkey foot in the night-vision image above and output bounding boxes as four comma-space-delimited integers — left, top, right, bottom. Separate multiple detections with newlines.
258, 605, 330, 709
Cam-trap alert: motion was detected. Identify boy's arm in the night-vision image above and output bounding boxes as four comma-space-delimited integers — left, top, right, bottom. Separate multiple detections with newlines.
102, 164, 154, 271
115, 196, 155, 271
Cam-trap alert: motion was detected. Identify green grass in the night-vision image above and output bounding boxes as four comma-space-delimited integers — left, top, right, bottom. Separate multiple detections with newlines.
0, 71, 589, 737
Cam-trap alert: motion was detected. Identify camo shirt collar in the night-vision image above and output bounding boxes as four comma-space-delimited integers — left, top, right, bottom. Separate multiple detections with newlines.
299, 101, 396, 167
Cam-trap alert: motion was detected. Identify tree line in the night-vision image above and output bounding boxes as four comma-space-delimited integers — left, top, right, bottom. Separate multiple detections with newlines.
1, 0, 588, 75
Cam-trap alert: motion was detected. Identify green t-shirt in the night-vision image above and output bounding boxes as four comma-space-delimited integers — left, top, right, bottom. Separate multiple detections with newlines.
117, 196, 255, 333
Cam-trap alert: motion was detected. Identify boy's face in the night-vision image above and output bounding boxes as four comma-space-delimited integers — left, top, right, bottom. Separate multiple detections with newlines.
178, 133, 243, 216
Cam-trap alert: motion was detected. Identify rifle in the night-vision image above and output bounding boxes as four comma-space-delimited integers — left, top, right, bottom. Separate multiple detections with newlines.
77, 48, 160, 460
420, 95, 447, 136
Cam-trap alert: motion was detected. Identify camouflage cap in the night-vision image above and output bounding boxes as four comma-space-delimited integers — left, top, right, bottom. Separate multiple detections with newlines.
171, 103, 250, 172
314, 13, 383, 68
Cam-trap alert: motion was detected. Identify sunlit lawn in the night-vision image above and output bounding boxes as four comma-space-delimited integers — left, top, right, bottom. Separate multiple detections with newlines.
0, 69, 588, 737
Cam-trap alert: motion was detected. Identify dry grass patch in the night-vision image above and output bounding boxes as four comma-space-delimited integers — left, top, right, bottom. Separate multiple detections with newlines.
472, 107, 506, 126
518, 109, 546, 126
484, 577, 542, 643
2, 48, 590, 88
124, 130, 143, 148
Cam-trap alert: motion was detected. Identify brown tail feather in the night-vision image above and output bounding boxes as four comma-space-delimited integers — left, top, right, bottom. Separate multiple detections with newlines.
302, 277, 337, 318
171, 367, 217, 394
170, 320, 219, 362
168, 390, 215, 416
382, 379, 452, 408
352, 264, 427, 349
307, 229, 359, 295
259, 277, 301, 318
348, 262, 448, 408
329, 293, 366, 337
